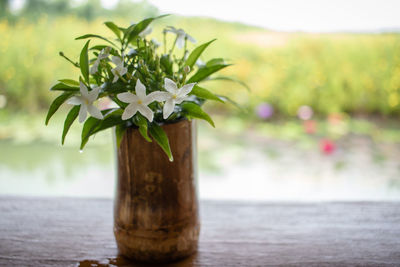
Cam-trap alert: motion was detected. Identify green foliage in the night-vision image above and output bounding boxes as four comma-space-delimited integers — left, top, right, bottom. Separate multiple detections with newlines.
188, 63, 232, 83
51, 82, 79, 92
79, 40, 90, 83
148, 123, 173, 161
182, 102, 215, 127
185, 39, 216, 69
76, 34, 117, 48
104, 21, 121, 40
190, 85, 224, 103
134, 114, 152, 142
62, 106, 80, 145
45, 92, 74, 125
124, 15, 168, 45
80, 109, 124, 149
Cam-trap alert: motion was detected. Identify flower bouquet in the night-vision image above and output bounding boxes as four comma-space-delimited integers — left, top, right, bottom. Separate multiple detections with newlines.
45, 15, 239, 161
45, 15, 243, 262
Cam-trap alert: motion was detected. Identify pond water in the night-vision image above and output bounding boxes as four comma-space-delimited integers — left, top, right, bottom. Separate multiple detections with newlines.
1, 123, 400, 201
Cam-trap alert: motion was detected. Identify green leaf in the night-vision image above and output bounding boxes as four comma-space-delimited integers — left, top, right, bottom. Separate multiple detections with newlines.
58, 79, 80, 86
75, 34, 117, 47
115, 124, 127, 148
104, 21, 121, 40
181, 102, 215, 127
206, 58, 225, 67
185, 39, 216, 69
45, 92, 74, 125
80, 109, 124, 150
125, 15, 169, 44
62, 106, 80, 145
50, 82, 79, 92
79, 40, 90, 84
217, 95, 244, 111
190, 85, 224, 103
207, 76, 251, 91
134, 114, 151, 142
160, 54, 173, 75
187, 64, 231, 83
149, 123, 173, 161
90, 45, 118, 56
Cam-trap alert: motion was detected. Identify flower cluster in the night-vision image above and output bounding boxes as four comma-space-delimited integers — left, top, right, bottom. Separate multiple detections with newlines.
46, 16, 239, 160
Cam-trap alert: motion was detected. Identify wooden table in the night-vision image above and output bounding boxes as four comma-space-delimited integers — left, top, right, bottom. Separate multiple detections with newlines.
0, 197, 399, 266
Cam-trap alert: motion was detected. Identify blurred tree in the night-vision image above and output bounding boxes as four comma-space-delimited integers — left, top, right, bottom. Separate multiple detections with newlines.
0, 0, 10, 18
114, 0, 159, 21
76, 0, 103, 21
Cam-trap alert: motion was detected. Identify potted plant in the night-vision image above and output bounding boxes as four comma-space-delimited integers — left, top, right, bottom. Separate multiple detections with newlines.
45, 15, 241, 263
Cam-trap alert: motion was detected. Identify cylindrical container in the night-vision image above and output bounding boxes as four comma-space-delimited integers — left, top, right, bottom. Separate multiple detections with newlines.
113, 119, 199, 263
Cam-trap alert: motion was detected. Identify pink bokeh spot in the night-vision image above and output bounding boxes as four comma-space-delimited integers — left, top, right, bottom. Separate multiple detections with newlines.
320, 139, 336, 155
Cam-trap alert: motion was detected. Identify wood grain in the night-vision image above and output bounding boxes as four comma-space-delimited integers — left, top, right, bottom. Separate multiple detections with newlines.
0, 198, 400, 266
115, 120, 199, 263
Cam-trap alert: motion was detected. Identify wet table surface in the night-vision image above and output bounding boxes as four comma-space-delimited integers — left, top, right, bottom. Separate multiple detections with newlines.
0, 197, 400, 266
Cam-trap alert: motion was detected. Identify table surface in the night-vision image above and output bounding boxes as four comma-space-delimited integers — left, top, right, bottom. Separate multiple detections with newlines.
0, 197, 399, 266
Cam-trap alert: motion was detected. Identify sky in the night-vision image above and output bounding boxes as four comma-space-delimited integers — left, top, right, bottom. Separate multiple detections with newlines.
146, 0, 400, 33
10, 0, 400, 32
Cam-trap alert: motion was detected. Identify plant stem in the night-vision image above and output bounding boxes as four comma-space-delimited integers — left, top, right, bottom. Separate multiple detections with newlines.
169, 35, 178, 56
59, 52, 79, 68
163, 31, 167, 54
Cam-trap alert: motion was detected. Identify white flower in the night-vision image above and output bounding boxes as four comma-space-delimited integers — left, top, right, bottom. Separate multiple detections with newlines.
162, 78, 196, 119
111, 56, 128, 83
195, 58, 205, 68
151, 38, 161, 48
165, 26, 196, 48
67, 81, 103, 123
139, 26, 152, 38
117, 79, 166, 122
90, 47, 111, 75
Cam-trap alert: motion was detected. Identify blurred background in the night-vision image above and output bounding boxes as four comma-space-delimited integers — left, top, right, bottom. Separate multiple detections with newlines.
1, 0, 400, 201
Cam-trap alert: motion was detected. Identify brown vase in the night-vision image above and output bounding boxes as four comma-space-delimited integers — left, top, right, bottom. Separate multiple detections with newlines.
113, 119, 200, 263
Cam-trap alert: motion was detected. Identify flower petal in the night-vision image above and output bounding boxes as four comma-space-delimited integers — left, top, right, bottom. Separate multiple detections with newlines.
79, 81, 89, 98
89, 59, 100, 75
135, 79, 146, 100
186, 33, 196, 44
121, 103, 138, 120
87, 105, 103, 120
78, 104, 87, 123
165, 26, 178, 34
164, 78, 178, 94
163, 99, 175, 119
67, 96, 83, 105
137, 104, 154, 122
175, 96, 188, 104
176, 35, 185, 49
112, 56, 122, 66
119, 67, 128, 76
178, 83, 196, 97
88, 87, 100, 103
117, 92, 138, 103
111, 69, 119, 83
145, 91, 170, 104
139, 26, 152, 38
99, 47, 110, 59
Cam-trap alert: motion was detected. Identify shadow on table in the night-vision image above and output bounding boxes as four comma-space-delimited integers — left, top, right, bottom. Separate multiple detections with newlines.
78, 253, 197, 266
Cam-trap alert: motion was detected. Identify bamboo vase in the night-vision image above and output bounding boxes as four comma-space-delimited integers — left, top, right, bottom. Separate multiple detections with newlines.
113, 119, 200, 263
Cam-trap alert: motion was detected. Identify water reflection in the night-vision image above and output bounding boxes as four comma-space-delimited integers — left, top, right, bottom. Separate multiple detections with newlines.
1, 121, 400, 201
0, 141, 115, 197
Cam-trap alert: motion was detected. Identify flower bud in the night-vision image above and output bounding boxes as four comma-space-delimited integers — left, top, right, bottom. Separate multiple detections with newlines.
184, 65, 190, 73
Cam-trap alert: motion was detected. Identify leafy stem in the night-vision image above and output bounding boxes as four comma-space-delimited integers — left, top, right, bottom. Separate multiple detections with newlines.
59, 52, 79, 68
